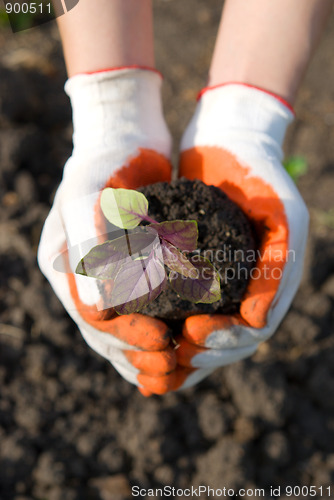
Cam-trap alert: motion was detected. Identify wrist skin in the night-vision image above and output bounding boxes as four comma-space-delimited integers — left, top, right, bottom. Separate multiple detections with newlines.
56, 0, 155, 78
208, 0, 333, 105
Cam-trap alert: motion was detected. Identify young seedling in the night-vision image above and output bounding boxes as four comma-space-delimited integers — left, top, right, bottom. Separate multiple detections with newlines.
76, 188, 221, 315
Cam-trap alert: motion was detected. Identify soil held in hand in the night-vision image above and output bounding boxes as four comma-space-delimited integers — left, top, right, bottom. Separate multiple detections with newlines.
138, 178, 256, 320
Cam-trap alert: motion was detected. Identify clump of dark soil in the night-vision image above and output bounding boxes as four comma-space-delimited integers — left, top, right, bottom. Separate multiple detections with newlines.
138, 178, 256, 320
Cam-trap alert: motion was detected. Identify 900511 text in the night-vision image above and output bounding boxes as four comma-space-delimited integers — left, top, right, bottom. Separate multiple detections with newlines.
5, 2, 51, 14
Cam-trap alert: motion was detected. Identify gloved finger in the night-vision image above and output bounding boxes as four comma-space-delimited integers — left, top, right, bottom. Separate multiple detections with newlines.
138, 366, 217, 394
175, 335, 258, 369
105, 315, 170, 352
79, 326, 176, 379
181, 310, 290, 352
138, 387, 153, 397
182, 314, 261, 349
138, 367, 215, 397
107, 357, 196, 397
137, 365, 196, 395
124, 346, 177, 376
110, 357, 183, 390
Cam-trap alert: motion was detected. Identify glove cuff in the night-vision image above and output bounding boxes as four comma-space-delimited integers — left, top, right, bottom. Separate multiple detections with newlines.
198, 82, 294, 115
64, 67, 171, 157
182, 83, 294, 151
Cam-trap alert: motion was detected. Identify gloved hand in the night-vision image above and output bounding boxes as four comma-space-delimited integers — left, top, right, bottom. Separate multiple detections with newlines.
172, 83, 309, 389
38, 67, 186, 395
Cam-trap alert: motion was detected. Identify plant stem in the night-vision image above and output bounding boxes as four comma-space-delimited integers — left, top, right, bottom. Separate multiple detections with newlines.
124, 229, 132, 256
142, 215, 159, 224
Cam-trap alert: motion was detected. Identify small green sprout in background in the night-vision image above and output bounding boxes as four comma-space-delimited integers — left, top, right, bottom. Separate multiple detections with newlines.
0, 10, 9, 26
284, 157, 334, 230
283, 156, 308, 183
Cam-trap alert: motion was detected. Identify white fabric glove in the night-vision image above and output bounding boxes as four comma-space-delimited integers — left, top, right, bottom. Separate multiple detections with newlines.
174, 83, 309, 389
38, 68, 178, 392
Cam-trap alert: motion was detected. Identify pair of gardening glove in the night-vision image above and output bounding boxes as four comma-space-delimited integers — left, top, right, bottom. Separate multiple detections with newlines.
38, 67, 309, 395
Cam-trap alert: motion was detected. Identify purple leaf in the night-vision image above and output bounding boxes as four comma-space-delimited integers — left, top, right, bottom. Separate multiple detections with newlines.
75, 228, 160, 280
76, 243, 126, 280
169, 256, 221, 304
161, 241, 197, 278
107, 228, 159, 257
112, 250, 167, 314
149, 220, 198, 251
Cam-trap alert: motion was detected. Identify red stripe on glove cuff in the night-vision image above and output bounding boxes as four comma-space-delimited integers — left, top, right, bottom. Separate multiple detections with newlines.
197, 82, 295, 115
83, 65, 163, 79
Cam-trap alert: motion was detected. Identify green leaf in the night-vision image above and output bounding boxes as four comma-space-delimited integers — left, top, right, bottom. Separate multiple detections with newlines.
100, 188, 149, 229
169, 256, 221, 304
283, 156, 308, 183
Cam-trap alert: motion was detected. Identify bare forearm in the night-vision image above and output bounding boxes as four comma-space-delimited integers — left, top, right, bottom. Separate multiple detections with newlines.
209, 0, 332, 104
56, 0, 155, 77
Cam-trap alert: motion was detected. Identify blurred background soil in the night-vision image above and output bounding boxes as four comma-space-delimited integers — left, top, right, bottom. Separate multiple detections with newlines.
0, 1, 334, 499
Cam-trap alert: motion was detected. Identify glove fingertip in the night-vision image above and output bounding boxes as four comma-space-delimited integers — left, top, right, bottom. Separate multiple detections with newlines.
240, 295, 271, 329
138, 387, 153, 397
137, 366, 195, 395
109, 314, 170, 351
124, 347, 177, 376
182, 314, 236, 346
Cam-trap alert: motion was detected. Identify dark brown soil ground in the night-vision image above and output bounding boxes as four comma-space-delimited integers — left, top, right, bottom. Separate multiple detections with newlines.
1, 2, 334, 499
139, 178, 255, 319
